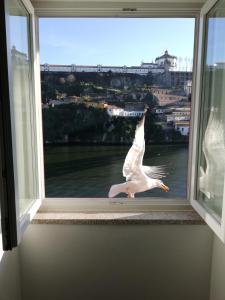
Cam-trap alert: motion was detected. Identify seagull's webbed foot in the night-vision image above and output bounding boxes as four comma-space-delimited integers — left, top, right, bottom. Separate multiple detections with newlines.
127, 191, 135, 198
160, 183, 169, 192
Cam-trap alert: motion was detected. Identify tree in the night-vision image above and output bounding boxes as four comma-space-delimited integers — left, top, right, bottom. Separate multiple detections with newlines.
67, 74, 76, 83
143, 92, 158, 109
59, 77, 66, 84
145, 71, 153, 86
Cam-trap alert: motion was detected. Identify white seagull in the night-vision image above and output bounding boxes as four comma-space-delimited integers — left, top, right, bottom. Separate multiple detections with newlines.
108, 115, 169, 198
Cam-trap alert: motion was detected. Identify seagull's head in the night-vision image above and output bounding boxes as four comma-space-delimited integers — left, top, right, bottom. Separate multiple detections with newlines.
155, 180, 169, 192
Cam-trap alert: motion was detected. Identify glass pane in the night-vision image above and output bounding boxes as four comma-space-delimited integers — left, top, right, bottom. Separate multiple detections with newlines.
197, 0, 225, 221
5, 0, 38, 216
39, 18, 195, 199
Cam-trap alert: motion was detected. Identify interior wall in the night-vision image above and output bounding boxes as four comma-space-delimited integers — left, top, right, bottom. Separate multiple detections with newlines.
210, 234, 225, 300
19, 224, 212, 300
0, 247, 22, 300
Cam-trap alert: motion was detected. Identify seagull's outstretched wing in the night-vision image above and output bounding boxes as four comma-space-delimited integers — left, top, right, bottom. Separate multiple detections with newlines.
123, 116, 146, 181
123, 115, 166, 181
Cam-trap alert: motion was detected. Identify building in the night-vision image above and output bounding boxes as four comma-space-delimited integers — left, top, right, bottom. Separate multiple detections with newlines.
106, 103, 145, 117
40, 50, 181, 76
152, 88, 188, 106
41, 50, 192, 89
174, 121, 190, 135
184, 80, 192, 96
156, 70, 192, 87
155, 50, 177, 70
41, 62, 165, 75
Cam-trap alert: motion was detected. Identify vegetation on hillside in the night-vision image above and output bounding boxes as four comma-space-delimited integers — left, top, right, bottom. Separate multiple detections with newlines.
41, 72, 188, 144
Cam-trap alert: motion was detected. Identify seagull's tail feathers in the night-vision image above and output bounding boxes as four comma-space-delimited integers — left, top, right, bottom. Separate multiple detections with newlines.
108, 183, 127, 198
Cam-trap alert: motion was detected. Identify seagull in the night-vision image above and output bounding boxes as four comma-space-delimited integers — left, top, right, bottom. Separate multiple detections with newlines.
108, 114, 169, 198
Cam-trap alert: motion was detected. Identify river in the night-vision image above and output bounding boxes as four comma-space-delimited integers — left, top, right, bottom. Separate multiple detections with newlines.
44, 144, 188, 199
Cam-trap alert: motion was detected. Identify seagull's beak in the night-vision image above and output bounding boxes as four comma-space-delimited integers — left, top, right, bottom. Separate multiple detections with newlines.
160, 183, 169, 192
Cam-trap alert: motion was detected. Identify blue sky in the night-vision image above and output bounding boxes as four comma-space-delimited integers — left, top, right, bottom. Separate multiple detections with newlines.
39, 18, 195, 67
207, 18, 225, 65
9, 16, 28, 55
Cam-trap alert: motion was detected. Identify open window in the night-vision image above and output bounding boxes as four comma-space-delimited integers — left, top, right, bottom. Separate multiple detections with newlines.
1, 0, 225, 250
190, 0, 225, 241
0, 0, 43, 250
39, 17, 195, 201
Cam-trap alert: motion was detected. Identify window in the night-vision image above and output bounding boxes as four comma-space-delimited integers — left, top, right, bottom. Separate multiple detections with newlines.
39, 17, 195, 200
0, 0, 42, 249
1, 0, 225, 250
6, 0, 39, 216
190, 0, 225, 241
196, 0, 225, 221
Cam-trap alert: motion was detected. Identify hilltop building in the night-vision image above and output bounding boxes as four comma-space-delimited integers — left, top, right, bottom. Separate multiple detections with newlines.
155, 50, 177, 70
40, 50, 192, 88
41, 50, 180, 75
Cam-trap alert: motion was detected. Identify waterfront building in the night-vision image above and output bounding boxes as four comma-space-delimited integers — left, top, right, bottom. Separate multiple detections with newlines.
174, 121, 190, 136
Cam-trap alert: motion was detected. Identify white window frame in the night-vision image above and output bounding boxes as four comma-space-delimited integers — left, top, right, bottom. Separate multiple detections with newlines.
9, 0, 45, 242
189, 0, 225, 242
3, 0, 225, 248
34, 7, 200, 213
10, 0, 225, 250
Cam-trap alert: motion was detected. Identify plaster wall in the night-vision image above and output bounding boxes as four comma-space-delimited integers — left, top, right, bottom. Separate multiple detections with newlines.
19, 224, 212, 300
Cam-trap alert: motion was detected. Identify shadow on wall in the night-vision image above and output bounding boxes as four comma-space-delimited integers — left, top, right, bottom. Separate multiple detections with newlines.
0, 243, 22, 300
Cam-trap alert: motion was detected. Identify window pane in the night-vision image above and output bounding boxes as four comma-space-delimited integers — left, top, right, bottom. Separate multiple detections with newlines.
5, 0, 38, 216
40, 18, 195, 199
197, 0, 225, 220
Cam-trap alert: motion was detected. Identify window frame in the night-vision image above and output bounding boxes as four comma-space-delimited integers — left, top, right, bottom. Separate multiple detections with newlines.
17, 0, 45, 240
1, 0, 44, 246
0, 0, 18, 250
4, 0, 225, 248
189, 0, 225, 242
35, 10, 200, 212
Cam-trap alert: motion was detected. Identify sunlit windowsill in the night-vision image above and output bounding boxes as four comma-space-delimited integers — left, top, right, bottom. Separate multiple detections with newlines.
33, 198, 205, 225
32, 211, 204, 225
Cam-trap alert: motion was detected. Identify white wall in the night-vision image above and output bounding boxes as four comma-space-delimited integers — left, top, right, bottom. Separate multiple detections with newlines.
19, 224, 213, 300
0, 248, 22, 300
210, 235, 225, 300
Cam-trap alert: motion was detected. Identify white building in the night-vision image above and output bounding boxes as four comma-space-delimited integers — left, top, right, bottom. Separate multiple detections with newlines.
106, 105, 144, 117
174, 121, 190, 136
155, 50, 177, 70
184, 80, 192, 96
41, 63, 165, 75
40, 50, 179, 75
